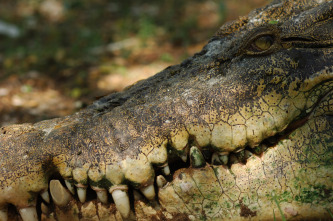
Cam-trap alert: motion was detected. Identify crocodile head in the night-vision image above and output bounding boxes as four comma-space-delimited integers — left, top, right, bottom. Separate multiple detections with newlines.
0, 0, 332, 220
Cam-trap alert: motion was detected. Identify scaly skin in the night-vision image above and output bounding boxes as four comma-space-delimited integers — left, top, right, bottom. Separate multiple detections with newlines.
0, 0, 332, 220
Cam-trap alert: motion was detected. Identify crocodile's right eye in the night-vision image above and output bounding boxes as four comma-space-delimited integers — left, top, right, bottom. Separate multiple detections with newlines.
253, 35, 274, 51
247, 34, 275, 54
242, 25, 280, 55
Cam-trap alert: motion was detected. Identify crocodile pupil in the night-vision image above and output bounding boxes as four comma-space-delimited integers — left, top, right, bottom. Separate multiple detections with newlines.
254, 35, 274, 51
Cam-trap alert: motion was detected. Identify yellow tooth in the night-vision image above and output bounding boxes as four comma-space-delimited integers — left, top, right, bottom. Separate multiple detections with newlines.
0, 207, 8, 221
77, 186, 87, 203
110, 186, 130, 218
162, 164, 170, 175
64, 180, 75, 195
211, 153, 221, 164
140, 184, 155, 200
219, 154, 229, 165
19, 207, 38, 221
50, 180, 72, 206
190, 146, 206, 168
181, 153, 188, 162
40, 202, 49, 215
96, 189, 108, 204
40, 190, 50, 203
156, 175, 167, 188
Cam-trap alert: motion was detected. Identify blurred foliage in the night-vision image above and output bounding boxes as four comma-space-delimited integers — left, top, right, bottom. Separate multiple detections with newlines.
0, 0, 226, 97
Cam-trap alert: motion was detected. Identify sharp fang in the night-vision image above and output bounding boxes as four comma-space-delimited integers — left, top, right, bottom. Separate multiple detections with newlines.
64, 179, 75, 195
0, 207, 8, 221
156, 175, 167, 188
162, 165, 170, 175
244, 150, 253, 159
77, 187, 87, 203
19, 207, 38, 221
111, 189, 130, 218
190, 146, 205, 168
219, 154, 229, 165
50, 180, 72, 206
40, 190, 50, 203
96, 189, 108, 204
140, 184, 155, 200
211, 153, 221, 165
181, 154, 187, 162
41, 202, 49, 215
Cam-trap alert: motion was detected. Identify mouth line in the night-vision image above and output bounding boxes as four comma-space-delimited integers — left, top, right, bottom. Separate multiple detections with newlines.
8, 86, 332, 220
27, 111, 309, 220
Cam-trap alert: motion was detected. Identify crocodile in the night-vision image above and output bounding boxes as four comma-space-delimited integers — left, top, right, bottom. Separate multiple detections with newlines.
1, 0, 333, 220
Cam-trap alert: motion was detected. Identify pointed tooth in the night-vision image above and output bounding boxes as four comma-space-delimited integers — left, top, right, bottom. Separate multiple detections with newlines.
219, 154, 229, 165
140, 184, 155, 200
190, 146, 205, 168
180, 153, 187, 162
40, 190, 50, 203
41, 202, 49, 214
50, 179, 72, 206
77, 187, 87, 203
211, 153, 221, 165
65, 179, 76, 195
111, 189, 130, 218
162, 165, 170, 175
244, 150, 253, 159
156, 175, 167, 188
235, 150, 246, 162
0, 207, 8, 221
19, 207, 38, 221
96, 189, 108, 204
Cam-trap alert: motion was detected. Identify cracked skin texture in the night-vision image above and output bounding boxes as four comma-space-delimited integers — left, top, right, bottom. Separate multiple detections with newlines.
0, 0, 333, 220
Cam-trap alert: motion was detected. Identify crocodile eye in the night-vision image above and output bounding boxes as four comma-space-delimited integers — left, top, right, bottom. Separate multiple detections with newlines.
249, 35, 274, 52
253, 35, 274, 51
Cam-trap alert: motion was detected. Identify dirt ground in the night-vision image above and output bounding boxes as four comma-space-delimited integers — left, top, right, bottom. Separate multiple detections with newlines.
0, 0, 268, 126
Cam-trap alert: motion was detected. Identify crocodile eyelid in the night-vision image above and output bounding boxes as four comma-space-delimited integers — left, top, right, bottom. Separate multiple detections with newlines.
242, 25, 281, 55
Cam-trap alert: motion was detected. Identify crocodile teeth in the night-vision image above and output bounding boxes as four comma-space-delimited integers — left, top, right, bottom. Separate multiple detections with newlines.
50, 180, 72, 206
41, 202, 49, 214
95, 189, 108, 204
40, 190, 50, 203
190, 146, 205, 168
140, 184, 155, 200
211, 153, 221, 165
19, 207, 38, 221
219, 154, 229, 165
156, 175, 167, 188
244, 150, 253, 159
77, 186, 87, 203
110, 188, 130, 218
162, 164, 170, 175
235, 150, 246, 162
64, 179, 76, 195
0, 207, 8, 221
180, 153, 188, 162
